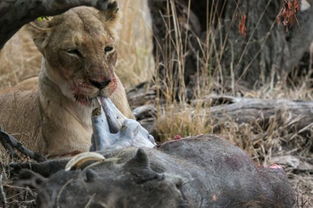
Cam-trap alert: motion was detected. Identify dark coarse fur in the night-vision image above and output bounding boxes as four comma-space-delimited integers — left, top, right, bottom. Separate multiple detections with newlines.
15, 135, 295, 208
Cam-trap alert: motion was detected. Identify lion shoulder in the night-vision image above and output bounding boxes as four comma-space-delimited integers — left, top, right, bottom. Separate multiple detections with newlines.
0, 87, 43, 152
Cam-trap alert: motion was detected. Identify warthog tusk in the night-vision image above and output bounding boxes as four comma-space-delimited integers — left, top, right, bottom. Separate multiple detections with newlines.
65, 152, 105, 171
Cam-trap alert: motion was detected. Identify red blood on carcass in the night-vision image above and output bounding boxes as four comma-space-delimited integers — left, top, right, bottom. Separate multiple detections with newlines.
173, 135, 182, 140
268, 164, 283, 170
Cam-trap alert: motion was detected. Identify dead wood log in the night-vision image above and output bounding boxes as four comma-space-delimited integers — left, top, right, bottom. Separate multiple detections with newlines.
128, 83, 313, 134
0, 0, 111, 49
0, 130, 46, 162
203, 95, 313, 132
127, 82, 156, 108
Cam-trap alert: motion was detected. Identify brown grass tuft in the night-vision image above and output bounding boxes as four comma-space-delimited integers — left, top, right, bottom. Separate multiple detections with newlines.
154, 104, 213, 141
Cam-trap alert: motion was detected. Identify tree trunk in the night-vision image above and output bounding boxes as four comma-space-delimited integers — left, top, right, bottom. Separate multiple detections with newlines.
148, 0, 313, 91
215, 0, 313, 87
0, 0, 111, 49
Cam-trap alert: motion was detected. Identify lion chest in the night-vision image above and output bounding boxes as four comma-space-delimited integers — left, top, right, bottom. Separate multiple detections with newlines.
40, 100, 94, 157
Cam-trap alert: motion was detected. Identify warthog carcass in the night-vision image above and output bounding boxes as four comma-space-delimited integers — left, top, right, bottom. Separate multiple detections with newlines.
14, 135, 295, 208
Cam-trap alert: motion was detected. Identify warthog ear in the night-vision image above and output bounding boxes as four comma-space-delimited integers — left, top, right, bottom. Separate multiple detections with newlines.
26, 17, 52, 52
84, 169, 99, 183
124, 148, 149, 169
99, 1, 120, 28
124, 149, 164, 183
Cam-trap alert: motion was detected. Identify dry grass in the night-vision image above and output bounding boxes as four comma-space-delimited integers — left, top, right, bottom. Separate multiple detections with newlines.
0, 28, 41, 89
116, 0, 154, 88
155, 104, 213, 140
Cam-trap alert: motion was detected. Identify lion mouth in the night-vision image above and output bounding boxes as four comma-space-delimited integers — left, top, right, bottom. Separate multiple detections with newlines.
74, 94, 95, 106
72, 82, 112, 106
72, 84, 99, 106
73, 92, 110, 106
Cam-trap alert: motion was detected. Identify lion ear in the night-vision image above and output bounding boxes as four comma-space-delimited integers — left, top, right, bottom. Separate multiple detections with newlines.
26, 18, 52, 52
99, 1, 120, 28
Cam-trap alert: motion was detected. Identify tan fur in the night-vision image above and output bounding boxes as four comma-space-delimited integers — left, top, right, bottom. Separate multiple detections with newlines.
0, 77, 38, 94
0, 5, 134, 158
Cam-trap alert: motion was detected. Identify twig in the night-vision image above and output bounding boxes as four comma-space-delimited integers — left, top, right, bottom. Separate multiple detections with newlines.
0, 130, 46, 162
0, 131, 19, 160
0, 174, 7, 208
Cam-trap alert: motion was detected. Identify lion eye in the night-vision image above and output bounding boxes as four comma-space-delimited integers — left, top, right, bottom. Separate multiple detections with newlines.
104, 46, 114, 54
67, 49, 82, 57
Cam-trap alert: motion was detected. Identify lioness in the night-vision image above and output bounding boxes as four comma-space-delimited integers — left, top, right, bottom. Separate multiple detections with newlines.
0, 3, 134, 158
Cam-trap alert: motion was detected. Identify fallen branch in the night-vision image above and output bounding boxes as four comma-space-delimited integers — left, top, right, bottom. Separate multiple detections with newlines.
0, 130, 46, 162
127, 83, 313, 134
0, 0, 111, 49
0, 131, 19, 160
203, 95, 313, 131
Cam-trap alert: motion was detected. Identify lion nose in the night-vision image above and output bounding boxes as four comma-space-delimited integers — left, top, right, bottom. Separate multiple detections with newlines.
89, 79, 111, 90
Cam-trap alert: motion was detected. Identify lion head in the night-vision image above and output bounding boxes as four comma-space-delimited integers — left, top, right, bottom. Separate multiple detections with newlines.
28, 2, 120, 105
